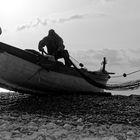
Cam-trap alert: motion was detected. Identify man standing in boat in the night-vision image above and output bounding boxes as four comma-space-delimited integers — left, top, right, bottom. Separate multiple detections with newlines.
38, 29, 72, 67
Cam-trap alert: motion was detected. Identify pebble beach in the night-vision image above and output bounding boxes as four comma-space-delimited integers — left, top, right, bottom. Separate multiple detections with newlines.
0, 92, 140, 140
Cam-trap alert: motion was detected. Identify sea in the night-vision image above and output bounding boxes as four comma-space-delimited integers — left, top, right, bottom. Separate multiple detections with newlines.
0, 90, 140, 140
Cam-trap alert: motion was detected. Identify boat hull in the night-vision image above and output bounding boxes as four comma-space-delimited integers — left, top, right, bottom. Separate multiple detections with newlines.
0, 42, 109, 94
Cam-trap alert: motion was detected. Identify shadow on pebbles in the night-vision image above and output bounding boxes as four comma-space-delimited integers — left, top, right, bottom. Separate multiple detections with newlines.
0, 92, 140, 139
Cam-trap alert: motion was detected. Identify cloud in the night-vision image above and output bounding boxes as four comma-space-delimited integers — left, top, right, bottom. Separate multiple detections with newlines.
71, 48, 140, 72
73, 49, 122, 65
58, 14, 86, 23
124, 49, 140, 68
16, 11, 108, 31
17, 18, 48, 31
103, 0, 116, 2
16, 14, 87, 31
17, 23, 31, 31
93, 49, 123, 65
91, 0, 115, 5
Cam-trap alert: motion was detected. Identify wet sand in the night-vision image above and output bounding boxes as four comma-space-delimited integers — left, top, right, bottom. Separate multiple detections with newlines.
0, 92, 140, 140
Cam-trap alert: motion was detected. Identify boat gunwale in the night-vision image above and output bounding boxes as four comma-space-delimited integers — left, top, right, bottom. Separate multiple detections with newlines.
0, 42, 108, 81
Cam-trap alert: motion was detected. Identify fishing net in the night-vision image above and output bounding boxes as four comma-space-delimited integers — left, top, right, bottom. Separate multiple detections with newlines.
70, 59, 140, 91
106, 79, 140, 91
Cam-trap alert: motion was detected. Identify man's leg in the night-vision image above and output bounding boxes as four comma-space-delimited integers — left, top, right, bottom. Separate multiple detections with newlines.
54, 50, 72, 67
62, 50, 72, 67
54, 51, 62, 60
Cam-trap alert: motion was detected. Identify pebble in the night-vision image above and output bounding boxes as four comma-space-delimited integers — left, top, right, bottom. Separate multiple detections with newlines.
108, 136, 118, 140
53, 129, 68, 138
126, 131, 135, 140
40, 124, 49, 129
27, 121, 39, 131
11, 130, 22, 138
81, 137, 101, 140
1, 93, 140, 140
0, 121, 10, 130
56, 119, 62, 123
0, 131, 11, 139
77, 118, 83, 123
34, 134, 47, 140
45, 122, 58, 129
77, 125, 84, 131
109, 124, 123, 133
126, 131, 135, 136
63, 123, 72, 130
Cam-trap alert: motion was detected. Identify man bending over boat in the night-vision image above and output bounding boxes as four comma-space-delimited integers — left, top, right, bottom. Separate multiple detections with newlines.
38, 29, 72, 67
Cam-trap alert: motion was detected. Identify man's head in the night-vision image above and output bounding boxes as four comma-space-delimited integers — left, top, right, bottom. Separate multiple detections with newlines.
48, 29, 55, 35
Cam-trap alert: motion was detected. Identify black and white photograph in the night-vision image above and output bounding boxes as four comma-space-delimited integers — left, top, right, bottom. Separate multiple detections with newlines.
0, 0, 140, 139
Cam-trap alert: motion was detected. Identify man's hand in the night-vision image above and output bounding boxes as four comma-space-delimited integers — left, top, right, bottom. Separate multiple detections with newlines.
38, 46, 44, 55
39, 46, 44, 52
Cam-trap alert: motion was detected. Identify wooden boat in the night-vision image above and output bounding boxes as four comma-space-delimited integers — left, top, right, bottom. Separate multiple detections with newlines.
0, 42, 110, 95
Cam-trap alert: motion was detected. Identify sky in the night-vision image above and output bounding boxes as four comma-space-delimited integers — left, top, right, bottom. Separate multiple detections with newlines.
0, 0, 140, 94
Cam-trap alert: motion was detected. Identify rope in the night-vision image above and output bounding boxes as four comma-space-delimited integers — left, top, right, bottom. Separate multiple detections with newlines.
69, 55, 85, 68
70, 55, 80, 64
126, 69, 140, 76
111, 69, 140, 78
